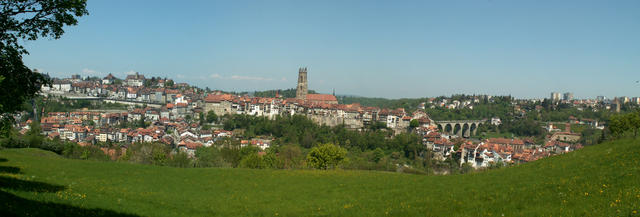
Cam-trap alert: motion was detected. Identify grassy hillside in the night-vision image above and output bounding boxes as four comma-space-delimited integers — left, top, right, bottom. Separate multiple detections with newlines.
1, 139, 639, 216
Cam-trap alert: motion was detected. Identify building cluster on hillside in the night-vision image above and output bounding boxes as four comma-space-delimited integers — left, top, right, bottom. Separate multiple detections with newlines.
419, 124, 584, 168
37, 110, 238, 156
32, 69, 429, 157
18, 69, 618, 168
549, 91, 640, 113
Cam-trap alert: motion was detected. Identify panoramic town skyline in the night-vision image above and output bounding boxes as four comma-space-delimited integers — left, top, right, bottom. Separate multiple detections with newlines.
21, 0, 640, 99
3, 1, 640, 215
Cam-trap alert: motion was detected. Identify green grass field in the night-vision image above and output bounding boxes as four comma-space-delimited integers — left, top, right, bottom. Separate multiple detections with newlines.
1, 139, 640, 216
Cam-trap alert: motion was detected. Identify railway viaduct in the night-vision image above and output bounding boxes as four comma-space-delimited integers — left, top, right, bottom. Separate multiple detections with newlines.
435, 120, 486, 138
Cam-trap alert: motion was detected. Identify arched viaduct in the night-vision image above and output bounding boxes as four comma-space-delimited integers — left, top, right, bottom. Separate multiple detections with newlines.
436, 120, 486, 138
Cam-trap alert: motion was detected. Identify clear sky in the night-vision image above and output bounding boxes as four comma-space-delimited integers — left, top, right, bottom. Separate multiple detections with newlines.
22, 0, 640, 99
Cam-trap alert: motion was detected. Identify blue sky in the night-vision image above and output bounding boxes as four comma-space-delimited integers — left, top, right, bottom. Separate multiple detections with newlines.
22, 0, 640, 99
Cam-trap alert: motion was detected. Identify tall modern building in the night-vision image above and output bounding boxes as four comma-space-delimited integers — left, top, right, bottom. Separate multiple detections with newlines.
550, 92, 561, 102
563, 92, 573, 101
295, 67, 308, 100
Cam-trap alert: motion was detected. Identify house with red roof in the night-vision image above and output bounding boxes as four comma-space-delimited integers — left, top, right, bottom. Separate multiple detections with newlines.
306, 94, 338, 104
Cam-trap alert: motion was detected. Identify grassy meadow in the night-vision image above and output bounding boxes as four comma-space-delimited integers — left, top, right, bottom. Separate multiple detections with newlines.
1, 138, 639, 216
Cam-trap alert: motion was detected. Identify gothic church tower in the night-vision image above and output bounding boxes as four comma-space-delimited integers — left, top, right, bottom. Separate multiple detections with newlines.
296, 67, 308, 100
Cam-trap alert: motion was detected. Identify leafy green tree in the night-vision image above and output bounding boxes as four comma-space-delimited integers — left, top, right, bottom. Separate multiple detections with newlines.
1, 0, 88, 136
409, 119, 419, 128
219, 145, 258, 167
240, 153, 265, 169
608, 114, 630, 137
62, 142, 110, 161
206, 110, 218, 123
152, 147, 168, 166
122, 142, 169, 165
306, 143, 347, 169
460, 162, 474, 174
143, 79, 153, 87
262, 149, 282, 169
195, 146, 226, 167
301, 130, 314, 148
168, 152, 192, 168
199, 112, 205, 126
372, 148, 384, 163
628, 112, 640, 138
609, 112, 640, 138
165, 79, 174, 88
137, 117, 148, 128
278, 145, 303, 169
447, 155, 460, 174
0, 0, 89, 52
24, 120, 43, 147
0, 45, 49, 134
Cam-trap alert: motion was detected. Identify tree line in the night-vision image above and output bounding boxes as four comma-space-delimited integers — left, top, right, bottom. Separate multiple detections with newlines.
1, 114, 475, 175
608, 111, 640, 138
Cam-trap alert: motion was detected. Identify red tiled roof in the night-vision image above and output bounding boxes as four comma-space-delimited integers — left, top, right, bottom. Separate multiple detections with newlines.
205, 94, 235, 103
307, 94, 337, 102
185, 142, 203, 149
488, 138, 524, 145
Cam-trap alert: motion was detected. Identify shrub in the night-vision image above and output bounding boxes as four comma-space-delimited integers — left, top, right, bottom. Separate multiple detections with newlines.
168, 152, 192, 168
195, 146, 227, 167
398, 166, 428, 175
277, 145, 302, 169
62, 142, 110, 161
460, 163, 475, 174
262, 150, 283, 169
240, 153, 265, 169
0, 135, 27, 148
306, 143, 347, 170
39, 139, 64, 154
122, 142, 171, 165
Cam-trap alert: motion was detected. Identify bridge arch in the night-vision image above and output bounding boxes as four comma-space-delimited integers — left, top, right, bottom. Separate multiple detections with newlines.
470, 123, 478, 136
462, 123, 470, 137
453, 123, 462, 137
443, 123, 453, 134
435, 120, 485, 138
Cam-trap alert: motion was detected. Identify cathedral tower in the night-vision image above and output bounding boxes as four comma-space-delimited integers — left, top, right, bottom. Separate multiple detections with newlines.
296, 67, 308, 100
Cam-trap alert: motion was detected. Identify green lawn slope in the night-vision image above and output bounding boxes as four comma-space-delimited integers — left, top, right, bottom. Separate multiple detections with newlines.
1, 138, 639, 216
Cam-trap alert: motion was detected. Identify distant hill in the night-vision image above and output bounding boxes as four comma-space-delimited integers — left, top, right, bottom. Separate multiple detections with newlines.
246, 88, 317, 98
1, 138, 639, 216
337, 95, 427, 109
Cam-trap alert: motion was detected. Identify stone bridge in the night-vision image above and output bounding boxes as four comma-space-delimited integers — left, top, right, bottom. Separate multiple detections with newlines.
436, 119, 486, 138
